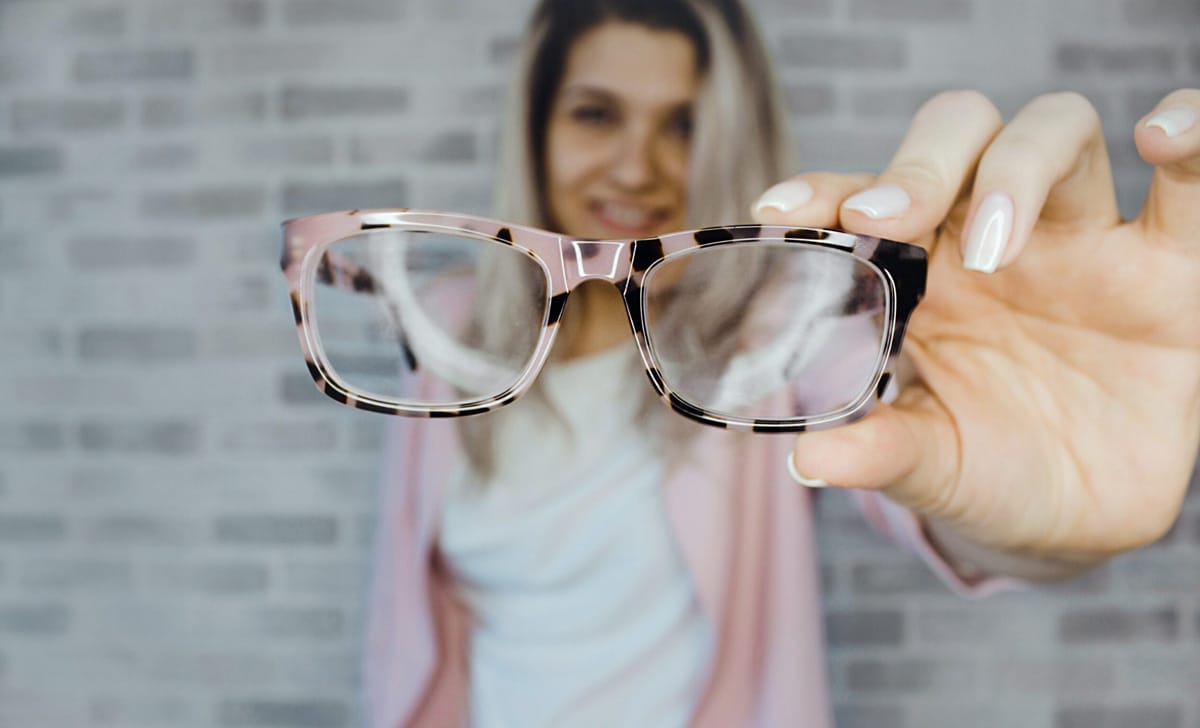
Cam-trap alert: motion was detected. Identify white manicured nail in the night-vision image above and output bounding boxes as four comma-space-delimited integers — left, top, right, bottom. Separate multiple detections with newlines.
1144, 107, 1196, 138
842, 185, 910, 220
786, 451, 828, 488
753, 180, 814, 215
963, 191, 1013, 274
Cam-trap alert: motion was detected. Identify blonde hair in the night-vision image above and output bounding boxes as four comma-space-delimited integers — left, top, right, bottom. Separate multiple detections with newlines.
462, 0, 794, 474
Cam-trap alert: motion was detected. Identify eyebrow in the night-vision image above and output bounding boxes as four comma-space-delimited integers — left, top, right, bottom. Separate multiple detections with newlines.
559, 84, 693, 113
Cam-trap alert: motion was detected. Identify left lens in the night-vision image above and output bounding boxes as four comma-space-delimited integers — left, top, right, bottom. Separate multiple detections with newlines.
640, 242, 890, 422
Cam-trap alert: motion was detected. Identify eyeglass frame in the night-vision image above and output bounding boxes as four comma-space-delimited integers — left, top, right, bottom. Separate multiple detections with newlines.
280, 208, 927, 433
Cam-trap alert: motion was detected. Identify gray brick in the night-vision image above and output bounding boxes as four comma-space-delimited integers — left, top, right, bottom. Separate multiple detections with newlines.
1120, 655, 1200, 692
11, 97, 125, 134
241, 136, 335, 167
132, 143, 196, 172
282, 561, 368, 595
0, 327, 63, 358
783, 83, 836, 116
284, 0, 401, 25
221, 420, 338, 452
1121, 557, 1200, 593
73, 49, 194, 83
141, 92, 268, 128
846, 657, 976, 692
0, 603, 70, 634
216, 274, 272, 312
1056, 43, 1176, 75
1058, 606, 1178, 644
1056, 704, 1182, 728
778, 33, 906, 69
65, 6, 127, 37
747, 0, 833, 16
350, 130, 477, 165
82, 515, 194, 546
849, 0, 971, 21
214, 514, 338, 546
349, 420, 385, 452
281, 84, 409, 120
20, 559, 133, 590
851, 561, 948, 595
258, 606, 345, 639
219, 699, 349, 728
0, 146, 63, 176
147, 561, 270, 595
88, 697, 194, 726
68, 235, 194, 269
1122, 0, 1200, 25
826, 609, 904, 646
278, 652, 360, 690
994, 657, 1115, 694
78, 420, 201, 456
420, 131, 477, 163
78, 327, 196, 362
145, 0, 266, 32
280, 371, 326, 405
206, 325, 299, 358
0, 514, 66, 542
0, 422, 64, 452
850, 84, 961, 118
210, 42, 332, 77
821, 564, 836, 593
142, 186, 266, 220
282, 179, 407, 217
489, 36, 520, 65
154, 652, 276, 686
834, 703, 906, 728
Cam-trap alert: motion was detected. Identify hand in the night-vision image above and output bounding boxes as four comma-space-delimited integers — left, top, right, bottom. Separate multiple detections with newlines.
753, 89, 1200, 568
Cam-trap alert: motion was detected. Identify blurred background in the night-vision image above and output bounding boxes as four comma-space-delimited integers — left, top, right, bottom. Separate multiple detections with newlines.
0, 0, 1197, 726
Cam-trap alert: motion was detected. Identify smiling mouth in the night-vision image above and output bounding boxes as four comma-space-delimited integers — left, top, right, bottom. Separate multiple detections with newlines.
591, 200, 671, 234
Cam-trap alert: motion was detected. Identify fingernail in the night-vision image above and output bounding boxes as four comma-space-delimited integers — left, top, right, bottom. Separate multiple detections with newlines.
963, 191, 1013, 274
1144, 107, 1196, 138
786, 451, 828, 488
842, 184, 910, 220
753, 180, 814, 215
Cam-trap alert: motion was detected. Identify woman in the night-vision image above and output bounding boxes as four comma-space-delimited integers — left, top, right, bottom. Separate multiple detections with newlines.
363, 0, 1200, 725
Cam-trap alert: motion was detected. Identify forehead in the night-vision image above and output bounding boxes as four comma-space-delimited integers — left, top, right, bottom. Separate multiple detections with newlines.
559, 21, 700, 107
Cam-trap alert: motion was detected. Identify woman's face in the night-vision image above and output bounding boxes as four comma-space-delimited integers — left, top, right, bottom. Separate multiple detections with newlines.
543, 21, 698, 240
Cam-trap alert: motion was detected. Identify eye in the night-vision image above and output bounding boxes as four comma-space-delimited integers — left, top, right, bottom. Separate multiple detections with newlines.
665, 108, 693, 140
571, 103, 616, 126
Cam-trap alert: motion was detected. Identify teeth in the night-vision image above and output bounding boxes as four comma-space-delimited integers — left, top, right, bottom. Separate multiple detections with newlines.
601, 202, 655, 228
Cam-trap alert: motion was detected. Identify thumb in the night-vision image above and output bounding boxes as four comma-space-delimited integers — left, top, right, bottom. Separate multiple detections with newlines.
788, 393, 960, 513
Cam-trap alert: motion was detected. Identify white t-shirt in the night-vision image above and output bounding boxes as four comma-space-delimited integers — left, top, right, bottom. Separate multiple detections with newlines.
438, 343, 712, 728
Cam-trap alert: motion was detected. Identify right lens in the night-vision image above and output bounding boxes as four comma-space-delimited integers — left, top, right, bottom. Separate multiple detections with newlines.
308, 229, 550, 408
641, 242, 889, 423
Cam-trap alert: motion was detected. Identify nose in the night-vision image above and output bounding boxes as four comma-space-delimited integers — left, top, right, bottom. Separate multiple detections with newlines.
608, 124, 657, 190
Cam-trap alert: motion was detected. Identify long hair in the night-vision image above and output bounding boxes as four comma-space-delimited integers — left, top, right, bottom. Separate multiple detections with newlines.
461, 0, 794, 475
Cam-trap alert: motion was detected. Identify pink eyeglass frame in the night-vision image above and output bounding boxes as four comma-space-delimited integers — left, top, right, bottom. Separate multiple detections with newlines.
280, 209, 927, 433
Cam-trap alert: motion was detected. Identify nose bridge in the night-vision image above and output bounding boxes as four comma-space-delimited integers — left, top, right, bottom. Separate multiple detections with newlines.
559, 238, 632, 287
612, 121, 656, 183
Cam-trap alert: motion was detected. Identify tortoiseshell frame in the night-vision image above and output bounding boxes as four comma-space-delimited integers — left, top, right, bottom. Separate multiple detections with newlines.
280, 209, 926, 433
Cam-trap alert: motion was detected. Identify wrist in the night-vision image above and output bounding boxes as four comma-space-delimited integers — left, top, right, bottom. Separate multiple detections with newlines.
921, 516, 1103, 584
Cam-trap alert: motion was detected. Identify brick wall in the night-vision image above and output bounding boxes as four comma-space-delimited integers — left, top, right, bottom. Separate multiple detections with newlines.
0, 0, 1196, 726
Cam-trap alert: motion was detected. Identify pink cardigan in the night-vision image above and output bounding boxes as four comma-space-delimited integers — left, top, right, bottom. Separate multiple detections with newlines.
363, 410, 1024, 728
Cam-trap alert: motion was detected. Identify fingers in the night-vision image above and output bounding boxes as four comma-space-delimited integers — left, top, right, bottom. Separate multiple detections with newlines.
787, 387, 958, 509
1133, 88, 1200, 244
955, 92, 1120, 272
836, 90, 1004, 245
751, 171, 874, 229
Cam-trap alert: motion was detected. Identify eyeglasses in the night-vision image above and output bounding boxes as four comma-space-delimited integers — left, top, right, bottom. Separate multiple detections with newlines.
279, 209, 926, 433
